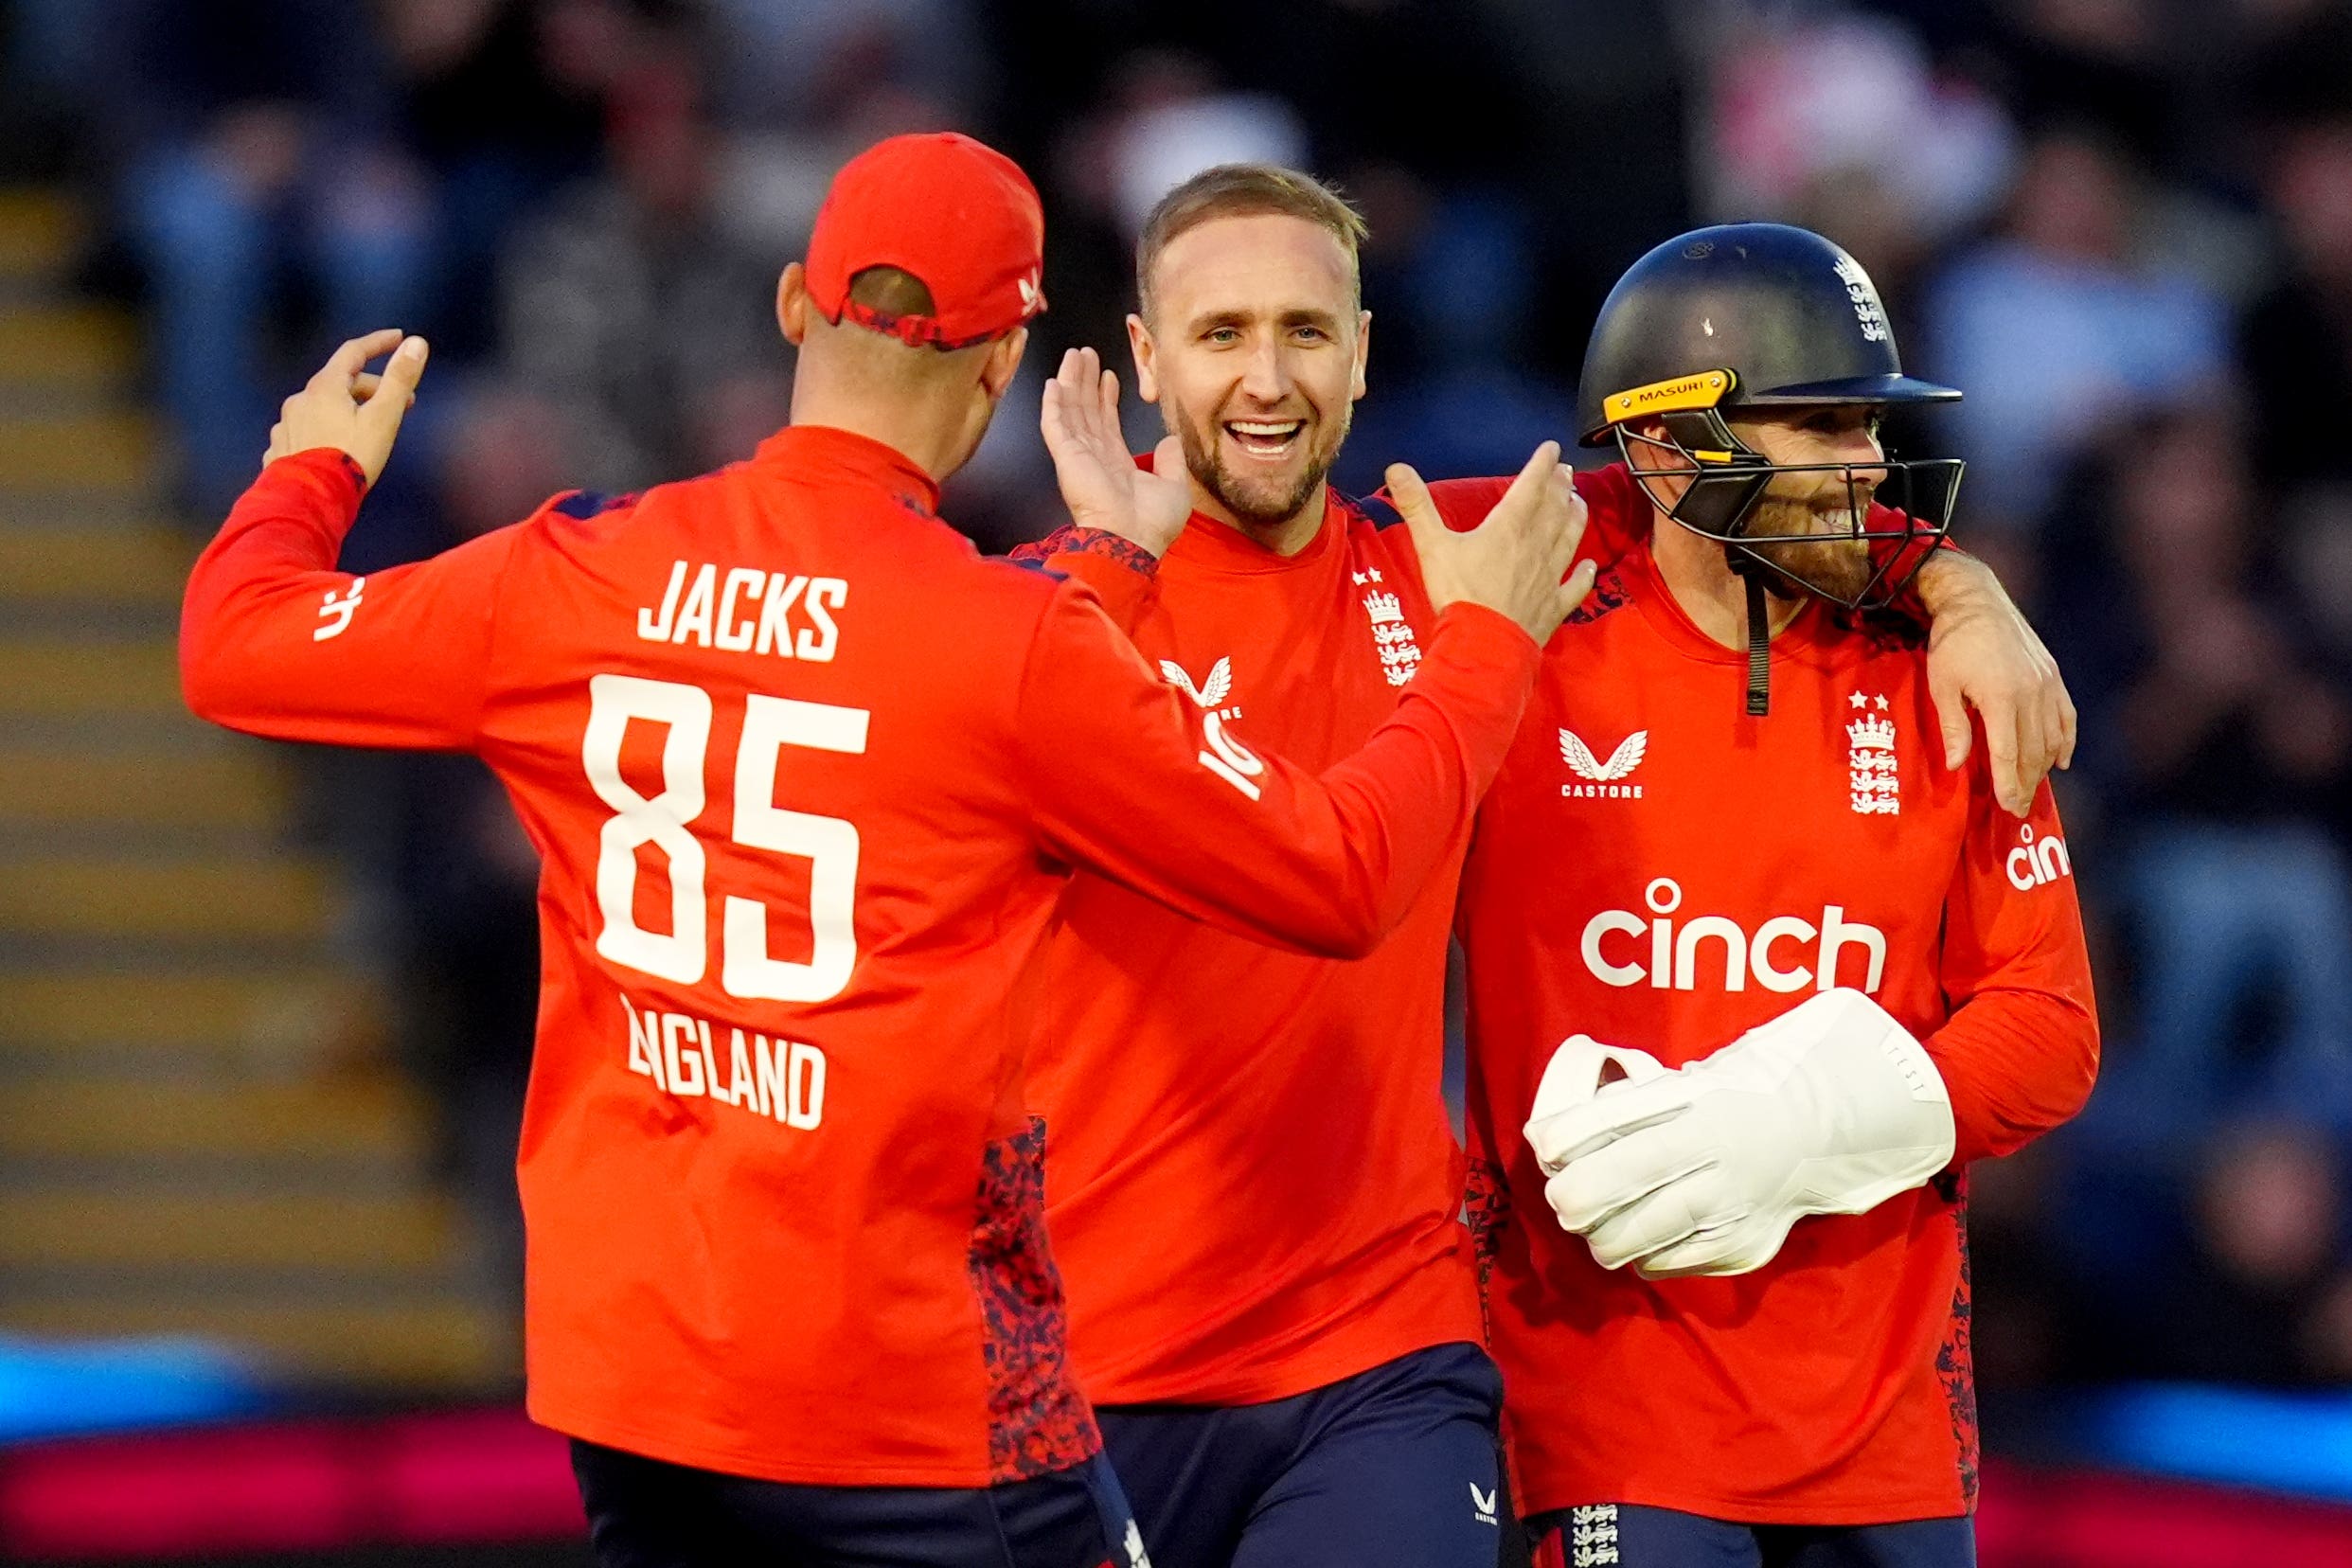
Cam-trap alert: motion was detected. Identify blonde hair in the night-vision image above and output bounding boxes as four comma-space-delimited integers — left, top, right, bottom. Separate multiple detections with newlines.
1135, 164, 1367, 322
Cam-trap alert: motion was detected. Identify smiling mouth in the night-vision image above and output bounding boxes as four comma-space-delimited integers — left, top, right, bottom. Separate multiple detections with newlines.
1223, 419, 1306, 462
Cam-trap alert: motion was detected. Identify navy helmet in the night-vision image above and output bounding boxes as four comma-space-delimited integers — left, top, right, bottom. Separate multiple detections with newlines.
1576, 223, 1964, 617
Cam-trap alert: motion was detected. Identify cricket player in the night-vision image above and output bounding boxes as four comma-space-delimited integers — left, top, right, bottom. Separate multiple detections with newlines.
1455, 223, 2100, 1568
176, 134, 1590, 1568
1012, 166, 2076, 1568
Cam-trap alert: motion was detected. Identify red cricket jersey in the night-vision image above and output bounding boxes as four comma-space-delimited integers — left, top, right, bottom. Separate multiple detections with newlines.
178, 429, 1541, 1488
1013, 470, 1663, 1407
1455, 543, 2098, 1524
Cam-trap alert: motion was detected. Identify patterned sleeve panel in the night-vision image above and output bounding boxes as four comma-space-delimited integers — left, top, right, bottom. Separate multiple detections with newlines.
1007, 525, 1162, 578
968, 1117, 1100, 1482
1465, 1155, 1513, 1319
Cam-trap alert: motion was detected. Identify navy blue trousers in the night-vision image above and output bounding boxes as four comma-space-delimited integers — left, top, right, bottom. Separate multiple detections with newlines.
1529, 1503, 1974, 1568
1097, 1342, 1507, 1568
571, 1439, 1141, 1567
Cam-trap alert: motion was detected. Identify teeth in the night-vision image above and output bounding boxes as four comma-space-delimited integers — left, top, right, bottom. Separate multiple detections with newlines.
1229, 421, 1301, 437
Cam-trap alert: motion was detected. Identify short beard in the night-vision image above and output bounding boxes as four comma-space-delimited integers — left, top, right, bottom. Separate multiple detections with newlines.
1171, 400, 1352, 531
1737, 490, 1878, 605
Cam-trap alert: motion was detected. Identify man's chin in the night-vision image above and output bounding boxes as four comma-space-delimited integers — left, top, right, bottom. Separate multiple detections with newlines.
1747, 541, 1874, 604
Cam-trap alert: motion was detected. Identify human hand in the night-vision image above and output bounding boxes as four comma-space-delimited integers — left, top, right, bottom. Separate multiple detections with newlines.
1041, 346, 1190, 557
1918, 552, 2076, 816
1388, 442, 1596, 644
264, 330, 430, 490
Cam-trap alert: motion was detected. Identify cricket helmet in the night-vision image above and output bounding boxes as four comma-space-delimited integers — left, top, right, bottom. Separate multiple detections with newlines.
1576, 223, 1965, 614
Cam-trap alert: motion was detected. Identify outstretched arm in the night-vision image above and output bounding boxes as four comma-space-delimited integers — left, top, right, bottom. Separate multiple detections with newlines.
180, 331, 524, 752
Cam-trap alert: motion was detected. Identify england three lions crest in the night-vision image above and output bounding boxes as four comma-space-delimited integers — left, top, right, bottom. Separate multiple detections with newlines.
1846, 692, 1898, 814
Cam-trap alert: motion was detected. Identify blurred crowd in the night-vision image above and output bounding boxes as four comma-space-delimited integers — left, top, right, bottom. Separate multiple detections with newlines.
8, 0, 2352, 1400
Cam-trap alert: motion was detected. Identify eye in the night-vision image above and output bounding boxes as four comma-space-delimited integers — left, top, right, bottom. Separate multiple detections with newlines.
1292, 325, 1327, 344
1204, 327, 1241, 346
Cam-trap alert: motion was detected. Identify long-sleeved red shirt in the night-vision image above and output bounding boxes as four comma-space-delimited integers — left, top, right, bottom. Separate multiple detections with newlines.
1456, 543, 2098, 1524
1009, 461, 1960, 1411
178, 429, 1540, 1488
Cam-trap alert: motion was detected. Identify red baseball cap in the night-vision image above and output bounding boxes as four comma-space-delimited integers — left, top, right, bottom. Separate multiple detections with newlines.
805, 133, 1047, 348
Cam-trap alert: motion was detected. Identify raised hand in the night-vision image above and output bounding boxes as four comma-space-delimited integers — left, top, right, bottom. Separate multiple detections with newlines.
265, 330, 431, 489
1040, 346, 1192, 557
1389, 442, 1597, 645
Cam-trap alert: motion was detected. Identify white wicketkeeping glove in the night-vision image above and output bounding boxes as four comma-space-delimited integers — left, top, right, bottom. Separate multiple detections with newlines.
1522, 989, 1956, 1279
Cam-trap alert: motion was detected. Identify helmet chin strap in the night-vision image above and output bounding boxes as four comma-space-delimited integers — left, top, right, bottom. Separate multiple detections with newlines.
1731, 554, 1772, 717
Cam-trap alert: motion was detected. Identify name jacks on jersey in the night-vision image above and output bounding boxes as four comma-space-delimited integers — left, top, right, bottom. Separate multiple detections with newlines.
637, 561, 847, 660
622, 993, 827, 1129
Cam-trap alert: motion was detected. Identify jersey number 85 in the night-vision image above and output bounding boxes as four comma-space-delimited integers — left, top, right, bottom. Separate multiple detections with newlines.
581, 673, 866, 1004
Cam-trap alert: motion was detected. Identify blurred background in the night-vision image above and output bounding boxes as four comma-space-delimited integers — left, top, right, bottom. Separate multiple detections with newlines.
1, 0, 2350, 1563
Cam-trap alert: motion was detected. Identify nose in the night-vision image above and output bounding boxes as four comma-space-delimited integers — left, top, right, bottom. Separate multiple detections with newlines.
1237, 331, 1290, 405
1833, 426, 1888, 493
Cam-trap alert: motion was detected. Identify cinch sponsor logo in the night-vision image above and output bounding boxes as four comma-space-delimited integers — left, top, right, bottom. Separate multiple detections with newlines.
1580, 876, 1887, 993
2006, 825, 2073, 891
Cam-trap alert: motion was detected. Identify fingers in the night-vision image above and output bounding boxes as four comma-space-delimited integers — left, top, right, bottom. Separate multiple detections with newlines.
1981, 692, 2024, 816
1544, 1131, 1712, 1239
1556, 559, 1599, 620
312, 329, 405, 392
1929, 667, 1972, 773
1583, 1182, 1715, 1272
2052, 673, 2079, 771
2011, 693, 2052, 813
1384, 461, 1439, 548
358, 335, 428, 444
1149, 434, 1184, 480
1097, 364, 1120, 432
1488, 440, 1564, 528
350, 372, 416, 411
1525, 1075, 1694, 1176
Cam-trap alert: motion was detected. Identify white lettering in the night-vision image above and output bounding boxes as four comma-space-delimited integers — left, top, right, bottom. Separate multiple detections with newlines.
786, 1041, 826, 1129
1582, 910, 1648, 987
755, 1034, 787, 1119
1817, 905, 1887, 993
1577, 883, 1888, 995
637, 561, 687, 642
1674, 915, 1748, 991
626, 1000, 665, 1087
1198, 711, 1267, 801
722, 1027, 755, 1107
616, 1001, 827, 1130
795, 579, 847, 662
1751, 916, 1818, 993
662, 1013, 705, 1096
756, 574, 808, 656
670, 564, 718, 647
715, 568, 765, 652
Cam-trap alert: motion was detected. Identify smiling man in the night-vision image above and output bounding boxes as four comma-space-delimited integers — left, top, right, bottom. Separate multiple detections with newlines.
1012, 165, 2076, 1568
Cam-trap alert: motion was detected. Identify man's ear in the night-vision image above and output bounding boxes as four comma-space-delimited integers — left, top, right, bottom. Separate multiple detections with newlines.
1128, 312, 1160, 404
1350, 309, 1371, 402
777, 262, 811, 347
979, 325, 1028, 400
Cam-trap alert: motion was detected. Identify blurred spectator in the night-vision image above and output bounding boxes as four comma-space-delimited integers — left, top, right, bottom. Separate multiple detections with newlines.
1924, 126, 2227, 527
2063, 409, 2352, 1131
381, 0, 614, 359
1702, 7, 2018, 250
1335, 175, 1577, 492
498, 45, 788, 490
107, 0, 437, 518
2144, 1122, 2352, 1384
2240, 101, 2352, 491
386, 383, 577, 1322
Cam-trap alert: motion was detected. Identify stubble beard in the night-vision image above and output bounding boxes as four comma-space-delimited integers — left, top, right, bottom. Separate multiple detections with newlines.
1739, 487, 1879, 605
1171, 399, 1353, 532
